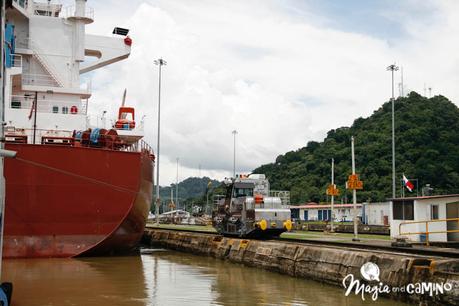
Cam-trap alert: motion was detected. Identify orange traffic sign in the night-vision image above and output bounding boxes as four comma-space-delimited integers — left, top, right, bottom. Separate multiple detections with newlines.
326, 184, 340, 196
348, 174, 359, 182
346, 174, 363, 190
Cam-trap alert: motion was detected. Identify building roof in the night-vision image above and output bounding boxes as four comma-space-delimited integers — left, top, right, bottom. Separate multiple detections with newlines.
390, 194, 459, 201
291, 203, 362, 209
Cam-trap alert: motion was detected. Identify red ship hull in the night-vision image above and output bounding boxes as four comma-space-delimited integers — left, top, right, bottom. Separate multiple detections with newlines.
3, 143, 153, 258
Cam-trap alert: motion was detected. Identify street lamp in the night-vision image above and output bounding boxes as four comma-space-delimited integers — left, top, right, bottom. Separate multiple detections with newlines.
232, 130, 237, 178
387, 63, 399, 199
176, 157, 179, 210
154, 58, 167, 224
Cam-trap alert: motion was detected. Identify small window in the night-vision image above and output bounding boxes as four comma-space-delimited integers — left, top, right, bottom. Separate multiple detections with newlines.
52, 106, 59, 113
318, 209, 330, 221
393, 200, 414, 220
62, 106, 69, 114
290, 209, 299, 219
233, 188, 253, 197
431, 205, 439, 220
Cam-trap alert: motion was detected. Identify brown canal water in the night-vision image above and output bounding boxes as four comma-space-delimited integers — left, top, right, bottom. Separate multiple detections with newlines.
1, 249, 409, 306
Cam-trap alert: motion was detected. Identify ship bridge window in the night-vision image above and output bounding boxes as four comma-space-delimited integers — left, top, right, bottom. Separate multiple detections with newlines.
11, 99, 21, 109
233, 188, 253, 198
35, 10, 58, 17
52, 106, 59, 113
62, 106, 69, 114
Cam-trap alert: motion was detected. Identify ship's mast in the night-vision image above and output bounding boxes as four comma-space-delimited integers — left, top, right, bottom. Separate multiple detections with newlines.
74, 0, 87, 62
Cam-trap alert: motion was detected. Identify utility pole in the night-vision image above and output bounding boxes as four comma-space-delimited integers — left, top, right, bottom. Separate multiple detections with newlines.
154, 58, 167, 225
176, 157, 179, 210
206, 189, 209, 215
232, 130, 237, 177
170, 188, 173, 212
428, 87, 432, 98
330, 158, 335, 232
351, 136, 359, 241
387, 63, 399, 199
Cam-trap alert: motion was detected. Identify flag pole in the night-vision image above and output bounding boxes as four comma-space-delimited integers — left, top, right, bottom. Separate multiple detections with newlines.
402, 173, 405, 198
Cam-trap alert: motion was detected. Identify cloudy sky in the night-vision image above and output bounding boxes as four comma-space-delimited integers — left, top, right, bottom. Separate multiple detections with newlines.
75, 0, 459, 185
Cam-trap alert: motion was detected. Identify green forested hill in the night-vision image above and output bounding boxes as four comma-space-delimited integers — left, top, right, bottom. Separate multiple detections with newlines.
253, 92, 459, 204
158, 177, 220, 204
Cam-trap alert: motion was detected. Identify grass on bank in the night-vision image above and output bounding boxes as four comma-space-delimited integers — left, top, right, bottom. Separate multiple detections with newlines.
282, 231, 391, 241
146, 223, 390, 241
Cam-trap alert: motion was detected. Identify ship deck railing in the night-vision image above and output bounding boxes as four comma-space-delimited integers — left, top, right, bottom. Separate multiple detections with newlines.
85, 113, 145, 132
122, 139, 154, 156
61, 5, 94, 21
270, 190, 291, 206
12, 54, 22, 68
5, 128, 154, 156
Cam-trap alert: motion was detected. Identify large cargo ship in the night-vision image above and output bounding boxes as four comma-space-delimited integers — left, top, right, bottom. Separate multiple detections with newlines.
2, 0, 153, 258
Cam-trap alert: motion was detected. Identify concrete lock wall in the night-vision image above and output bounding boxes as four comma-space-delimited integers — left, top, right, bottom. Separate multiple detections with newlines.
143, 229, 459, 305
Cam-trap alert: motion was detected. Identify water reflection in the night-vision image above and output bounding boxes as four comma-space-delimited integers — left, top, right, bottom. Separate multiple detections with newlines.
3, 255, 148, 306
150, 252, 408, 306
1, 250, 408, 306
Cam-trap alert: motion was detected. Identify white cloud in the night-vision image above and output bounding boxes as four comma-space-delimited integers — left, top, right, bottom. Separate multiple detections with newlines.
83, 0, 459, 185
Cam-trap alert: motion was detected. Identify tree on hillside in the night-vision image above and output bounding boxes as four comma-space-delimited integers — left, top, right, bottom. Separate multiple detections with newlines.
253, 92, 459, 203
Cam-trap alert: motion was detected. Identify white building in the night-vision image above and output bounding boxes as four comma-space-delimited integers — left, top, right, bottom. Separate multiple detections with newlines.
291, 202, 362, 222
390, 194, 459, 242
362, 201, 391, 226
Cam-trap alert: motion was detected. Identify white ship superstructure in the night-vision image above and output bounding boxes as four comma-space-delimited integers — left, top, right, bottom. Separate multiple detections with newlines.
4, 0, 134, 143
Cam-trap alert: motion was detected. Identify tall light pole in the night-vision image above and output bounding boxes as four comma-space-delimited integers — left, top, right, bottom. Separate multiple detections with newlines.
176, 157, 179, 211
351, 136, 359, 241
232, 130, 237, 178
154, 58, 167, 224
387, 63, 398, 199
330, 158, 335, 232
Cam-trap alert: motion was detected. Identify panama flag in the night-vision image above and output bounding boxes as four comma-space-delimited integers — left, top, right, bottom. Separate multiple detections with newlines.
403, 175, 414, 192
